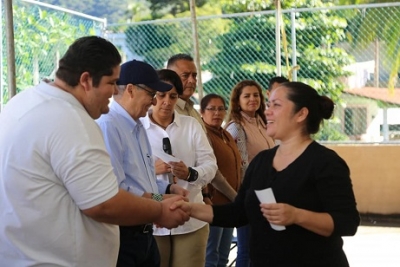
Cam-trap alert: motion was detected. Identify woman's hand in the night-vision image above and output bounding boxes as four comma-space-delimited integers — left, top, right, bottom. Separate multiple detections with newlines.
260, 203, 334, 236
260, 203, 298, 226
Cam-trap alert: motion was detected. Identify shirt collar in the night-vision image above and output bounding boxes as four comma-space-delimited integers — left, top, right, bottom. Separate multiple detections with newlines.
176, 98, 195, 110
204, 122, 223, 135
176, 98, 187, 110
110, 101, 139, 129
142, 109, 181, 130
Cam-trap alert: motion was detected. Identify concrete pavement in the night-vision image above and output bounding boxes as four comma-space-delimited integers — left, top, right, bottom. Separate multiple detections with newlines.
228, 225, 400, 266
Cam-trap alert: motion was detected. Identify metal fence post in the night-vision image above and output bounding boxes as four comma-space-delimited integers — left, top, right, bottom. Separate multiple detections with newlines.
5, 0, 16, 99
291, 9, 297, 81
190, 0, 204, 101
1, 0, 3, 112
275, 0, 281, 76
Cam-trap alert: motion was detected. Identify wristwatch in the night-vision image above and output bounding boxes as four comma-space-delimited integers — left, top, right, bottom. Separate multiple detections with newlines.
186, 167, 199, 183
151, 193, 163, 202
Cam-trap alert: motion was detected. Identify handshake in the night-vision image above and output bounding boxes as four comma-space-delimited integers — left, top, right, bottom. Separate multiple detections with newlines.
153, 195, 193, 229
149, 184, 211, 230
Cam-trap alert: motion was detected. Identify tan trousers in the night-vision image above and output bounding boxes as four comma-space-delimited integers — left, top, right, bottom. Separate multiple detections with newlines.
154, 224, 209, 267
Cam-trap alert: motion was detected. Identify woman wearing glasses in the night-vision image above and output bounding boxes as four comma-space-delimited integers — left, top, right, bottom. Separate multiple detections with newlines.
200, 94, 242, 267
225, 80, 275, 267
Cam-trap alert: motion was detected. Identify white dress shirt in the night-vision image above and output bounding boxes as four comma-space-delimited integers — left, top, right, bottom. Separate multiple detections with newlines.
141, 110, 217, 235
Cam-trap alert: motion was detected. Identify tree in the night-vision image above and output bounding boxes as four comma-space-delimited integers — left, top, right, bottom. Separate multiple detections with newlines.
335, 0, 400, 89
124, 3, 230, 68
148, 0, 209, 18
39, 0, 131, 24
2, 3, 94, 104
205, 0, 353, 105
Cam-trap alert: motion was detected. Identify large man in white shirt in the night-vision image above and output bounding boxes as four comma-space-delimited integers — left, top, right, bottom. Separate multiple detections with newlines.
0, 36, 190, 266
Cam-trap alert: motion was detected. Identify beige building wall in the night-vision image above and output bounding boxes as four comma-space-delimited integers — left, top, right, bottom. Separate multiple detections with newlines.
326, 145, 400, 214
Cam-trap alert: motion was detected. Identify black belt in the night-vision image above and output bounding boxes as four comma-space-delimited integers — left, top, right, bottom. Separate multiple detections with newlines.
120, 224, 153, 234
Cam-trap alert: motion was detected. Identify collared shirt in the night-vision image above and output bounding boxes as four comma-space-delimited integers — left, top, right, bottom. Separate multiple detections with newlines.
96, 101, 167, 196
141, 110, 217, 235
175, 98, 207, 132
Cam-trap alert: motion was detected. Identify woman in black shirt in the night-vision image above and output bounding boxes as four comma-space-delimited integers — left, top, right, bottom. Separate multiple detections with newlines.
173, 82, 359, 267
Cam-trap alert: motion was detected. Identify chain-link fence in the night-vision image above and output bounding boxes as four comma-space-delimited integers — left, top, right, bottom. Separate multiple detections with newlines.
1, 0, 106, 108
107, 2, 400, 143
2, 2, 399, 143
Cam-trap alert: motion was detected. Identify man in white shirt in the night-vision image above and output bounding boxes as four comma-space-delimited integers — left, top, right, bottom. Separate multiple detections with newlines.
0, 36, 190, 266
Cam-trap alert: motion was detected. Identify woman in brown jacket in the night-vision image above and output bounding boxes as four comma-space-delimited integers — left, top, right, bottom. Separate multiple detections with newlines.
201, 93, 242, 267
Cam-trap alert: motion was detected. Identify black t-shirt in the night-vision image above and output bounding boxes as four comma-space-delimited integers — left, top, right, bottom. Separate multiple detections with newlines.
212, 141, 359, 267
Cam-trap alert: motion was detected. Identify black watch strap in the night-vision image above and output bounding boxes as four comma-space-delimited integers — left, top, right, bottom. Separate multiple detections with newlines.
187, 167, 198, 182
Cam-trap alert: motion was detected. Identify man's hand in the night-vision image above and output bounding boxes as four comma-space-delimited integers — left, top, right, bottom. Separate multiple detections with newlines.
168, 161, 189, 180
155, 158, 171, 175
154, 196, 191, 229
170, 184, 189, 197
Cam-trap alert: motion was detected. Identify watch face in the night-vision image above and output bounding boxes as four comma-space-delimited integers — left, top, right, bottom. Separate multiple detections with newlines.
192, 169, 198, 180
188, 168, 198, 182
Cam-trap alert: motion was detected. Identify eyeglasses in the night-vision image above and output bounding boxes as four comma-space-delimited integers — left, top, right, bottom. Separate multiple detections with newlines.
205, 107, 227, 112
136, 84, 157, 98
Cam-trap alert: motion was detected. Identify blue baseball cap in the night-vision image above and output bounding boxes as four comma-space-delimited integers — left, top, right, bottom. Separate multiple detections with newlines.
117, 60, 172, 92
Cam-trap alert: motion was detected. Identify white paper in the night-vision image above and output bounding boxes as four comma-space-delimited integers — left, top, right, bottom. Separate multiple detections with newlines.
255, 188, 286, 231
152, 147, 181, 164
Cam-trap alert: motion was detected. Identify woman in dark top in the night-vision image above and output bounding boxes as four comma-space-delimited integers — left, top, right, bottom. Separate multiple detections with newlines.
172, 82, 360, 267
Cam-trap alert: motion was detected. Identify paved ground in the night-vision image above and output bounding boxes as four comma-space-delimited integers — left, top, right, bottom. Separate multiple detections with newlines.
228, 225, 400, 266
344, 226, 400, 267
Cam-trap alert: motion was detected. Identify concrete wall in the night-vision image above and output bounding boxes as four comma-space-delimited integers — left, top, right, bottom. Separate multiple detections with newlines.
326, 145, 400, 214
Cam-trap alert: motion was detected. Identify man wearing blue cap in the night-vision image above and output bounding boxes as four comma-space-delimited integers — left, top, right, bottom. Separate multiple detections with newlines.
96, 60, 189, 267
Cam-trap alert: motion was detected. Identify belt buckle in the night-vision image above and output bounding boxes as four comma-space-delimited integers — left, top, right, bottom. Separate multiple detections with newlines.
142, 224, 152, 233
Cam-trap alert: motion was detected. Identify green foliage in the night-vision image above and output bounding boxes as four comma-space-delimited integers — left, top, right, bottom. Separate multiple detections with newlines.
2, 3, 95, 105
353, 7, 400, 89
219, 0, 273, 13
335, 0, 400, 89
124, 3, 230, 68
313, 118, 349, 141
204, 14, 277, 99
125, 22, 191, 68
39, 0, 131, 24
205, 0, 353, 105
148, 0, 208, 18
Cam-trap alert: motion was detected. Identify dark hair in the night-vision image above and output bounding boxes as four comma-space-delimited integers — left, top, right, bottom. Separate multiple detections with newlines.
268, 76, 289, 91
282, 82, 334, 134
156, 69, 183, 95
200, 93, 226, 112
167, 53, 194, 68
227, 80, 267, 124
56, 36, 121, 87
